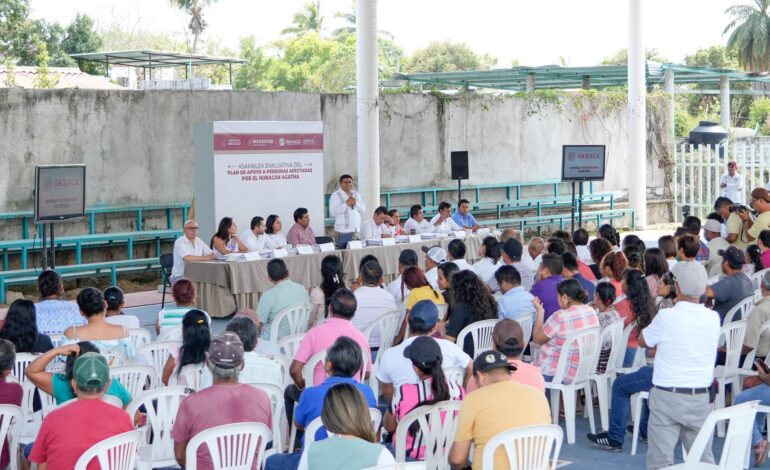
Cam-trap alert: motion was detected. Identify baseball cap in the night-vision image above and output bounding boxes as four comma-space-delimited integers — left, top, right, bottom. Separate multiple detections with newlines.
421, 246, 447, 264
501, 239, 523, 261
703, 219, 722, 234
752, 188, 770, 203
209, 332, 244, 369
408, 300, 439, 330
403, 336, 442, 369
73, 352, 110, 389
671, 261, 708, 297
718, 246, 746, 266
399, 249, 419, 266
473, 350, 517, 374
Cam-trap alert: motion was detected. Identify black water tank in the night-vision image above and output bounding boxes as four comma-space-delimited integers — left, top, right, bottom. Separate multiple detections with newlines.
689, 121, 728, 148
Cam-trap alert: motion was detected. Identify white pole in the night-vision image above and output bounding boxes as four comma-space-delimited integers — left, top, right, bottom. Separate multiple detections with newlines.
664, 69, 675, 144
356, 0, 380, 210
720, 76, 730, 129
628, 0, 647, 228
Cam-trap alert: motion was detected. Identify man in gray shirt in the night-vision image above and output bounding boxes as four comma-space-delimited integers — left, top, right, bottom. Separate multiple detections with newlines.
705, 246, 755, 323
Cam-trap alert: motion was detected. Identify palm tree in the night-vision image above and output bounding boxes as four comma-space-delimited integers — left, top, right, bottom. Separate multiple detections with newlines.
332, 8, 394, 39
724, 0, 770, 71
281, 1, 324, 36
171, 0, 217, 53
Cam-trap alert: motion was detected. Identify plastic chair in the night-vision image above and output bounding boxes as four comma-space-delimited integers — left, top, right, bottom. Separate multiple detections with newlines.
0, 405, 23, 470
136, 340, 182, 388
518, 315, 535, 345
737, 319, 770, 393
751, 268, 770, 291
723, 296, 755, 324
58, 395, 124, 408
48, 333, 65, 348
588, 320, 624, 433
268, 303, 313, 342
543, 326, 601, 444
456, 319, 500, 358
249, 383, 287, 454
19, 381, 56, 445
615, 323, 646, 376
74, 429, 143, 470
664, 400, 759, 469
169, 362, 208, 390
128, 328, 152, 350
288, 349, 329, 452
110, 364, 156, 399
276, 333, 305, 360
393, 401, 462, 470
708, 274, 724, 286
184, 422, 270, 470
264, 354, 292, 388
630, 391, 649, 456
362, 310, 402, 350
443, 366, 466, 400
159, 253, 174, 308
13, 353, 39, 384
126, 385, 190, 470
481, 424, 564, 470
713, 320, 748, 437
369, 407, 383, 433
362, 464, 427, 470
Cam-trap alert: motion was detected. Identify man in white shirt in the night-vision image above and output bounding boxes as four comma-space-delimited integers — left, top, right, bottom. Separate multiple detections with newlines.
702, 219, 730, 277
376, 300, 472, 404
225, 317, 283, 386
403, 205, 433, 235
522, 237, 544, 272
329, 174, 366, 248
387, 249, 419, 303
353, 260, 398, 349
421, 246, 447, 290
360, 206, 395, 240
572, 228, 593, 264
720, 160, 745, 204
446, 239, 472, 271
171, 219, 216, 283
639, 261, 720, 469
429, 201, 464, 234
240, 216, 276, 252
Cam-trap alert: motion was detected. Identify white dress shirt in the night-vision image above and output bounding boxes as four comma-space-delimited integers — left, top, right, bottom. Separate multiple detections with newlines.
171, 236, 213, 279
353, 286, 398, 347
429, 214, 463, 234
240, 230, 276, 252
329, 188, 366, 234
267, 233, 287, 248
425, 267, 439, 290
450, 259, 472, 271
720, 172, 745, 204
360, 218, 395, 240
403, 217, 433, 235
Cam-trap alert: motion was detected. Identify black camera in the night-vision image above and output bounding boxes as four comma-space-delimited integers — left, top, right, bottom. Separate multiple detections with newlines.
729, 205, 749, 213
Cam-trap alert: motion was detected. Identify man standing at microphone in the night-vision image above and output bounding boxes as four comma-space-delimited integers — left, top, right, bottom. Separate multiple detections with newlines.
329, 174, 366, 248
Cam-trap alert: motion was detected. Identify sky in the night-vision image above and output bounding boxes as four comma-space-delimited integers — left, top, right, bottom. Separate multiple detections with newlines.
29, 0, 745, 67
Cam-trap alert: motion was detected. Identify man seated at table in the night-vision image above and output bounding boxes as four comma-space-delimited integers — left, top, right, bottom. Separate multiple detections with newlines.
403, 205, 433, 235
452, 199, 480, 232
430, 201, 464, 234
360, 206, 395, 240
447, 239, 472, 271
171, 219, 216, 284
387, 249, 419, 303
240, 216, 276, 252
422, 246, 447, 290
258, 259, 311, 341
286, 207, 317, 246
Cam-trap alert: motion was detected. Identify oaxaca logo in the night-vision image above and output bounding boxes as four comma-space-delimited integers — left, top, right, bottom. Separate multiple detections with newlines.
44, 176, 79, 190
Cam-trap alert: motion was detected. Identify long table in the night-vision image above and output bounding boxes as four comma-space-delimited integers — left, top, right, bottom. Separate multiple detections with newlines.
185, 234, 495, 317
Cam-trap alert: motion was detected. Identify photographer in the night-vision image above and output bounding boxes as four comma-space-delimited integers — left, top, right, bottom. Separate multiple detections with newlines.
714, 197, 750, 249
737, 188, 770, 242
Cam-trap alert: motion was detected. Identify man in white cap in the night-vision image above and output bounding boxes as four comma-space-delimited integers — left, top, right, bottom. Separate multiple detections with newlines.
639, 261, 720, 469
703, 218, 730, 277
422, 245, 446, 290
720, 161, 744, 204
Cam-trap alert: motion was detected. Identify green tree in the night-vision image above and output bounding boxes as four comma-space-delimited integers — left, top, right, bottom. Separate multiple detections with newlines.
0, 0, 30, 58
234, 37, 274, 89
683, 45, 740, 69
281, 1, 324, 36
750, 97, 770, 133
170, 0, 218, 53
600, 48, 668, 65
269, 32, 352, 91
61, 14, 104, 74
724, 0, 770, 72
13, 19, 75, 67
4, 56, 16, 87
403, 41, 496, 73
33, 42, 59, 88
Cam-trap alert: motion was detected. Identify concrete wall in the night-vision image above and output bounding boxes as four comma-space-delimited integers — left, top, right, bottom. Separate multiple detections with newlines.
0, 88, 667, 225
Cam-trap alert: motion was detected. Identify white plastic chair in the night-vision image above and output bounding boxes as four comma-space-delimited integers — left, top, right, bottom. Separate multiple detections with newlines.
751, 268, 770, 291
544, 326, 601, 444
13, 353, 38, 384
128, 328, 152, 350
664, 400, 759, 469
264, 354, 293, 388
110, 364, 156, 399
713, 320, 748, 437
185, 422, 270, 470
708, 274, 724, 286
19, 381, 56, 445
630, 391, 649, 456
288, 349, 329, 452
249, 383, 287, 455
57, 395, 124, 408
369, 407, 383, 433
615, 323, 646, 375
0, 405, 22, 470
394, 401, 462, 470
74, 429, 143, 470
48, 333, 65, 348
481, 424, 564, 470
362, 463, 427, 470
737, 319, 770, 392
276, 333, 305, 361
589, 320, 624, 433
268, 303, 313, 342
456, 319, 500, 358
723, 296, 755, 324
126, 385, 190, 470
362, 310, 402, 350
518, 315, 535, 345
169, 362, 208, 390
443, 366, 466, 400
136, 340, 182, 388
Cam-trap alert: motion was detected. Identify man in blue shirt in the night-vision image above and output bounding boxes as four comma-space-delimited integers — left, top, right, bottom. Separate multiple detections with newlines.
561, 252, 595, 299
265, 336, 376, 470
451, 199, 480, 232
495, 265, 535, 323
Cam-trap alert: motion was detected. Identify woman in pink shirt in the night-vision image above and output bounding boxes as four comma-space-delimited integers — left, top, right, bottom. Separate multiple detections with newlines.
758, 231, 770, 269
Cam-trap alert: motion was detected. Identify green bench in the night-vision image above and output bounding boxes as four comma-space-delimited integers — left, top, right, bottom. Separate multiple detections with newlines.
488, 208, 636, 232
0, 257, 162, 304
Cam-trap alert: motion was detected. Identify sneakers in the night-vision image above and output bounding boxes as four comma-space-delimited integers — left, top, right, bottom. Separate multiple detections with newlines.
754, 440, 768, 467
587, 432, 623, 452
627, 424, 647, 443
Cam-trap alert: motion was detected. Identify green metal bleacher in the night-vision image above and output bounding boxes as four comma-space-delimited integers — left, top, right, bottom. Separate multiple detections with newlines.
488, 208, 635, 232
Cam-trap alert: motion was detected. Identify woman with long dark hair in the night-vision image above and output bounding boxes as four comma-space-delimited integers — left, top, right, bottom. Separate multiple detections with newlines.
103, 286, 140, 329
310, 255, 346, 326
472, 236, 501, 284
265, 214, 288, 248
656, 271, 677, 312
600, 251, 629, 297
623, 245, 643, 271
593, 282, 620, 374
658, 235, 679, 269
598, 224, 620, 250
210, 216, 248, 257
0, 299, 53, 353
615, 269, 656, 367
588, 238, 613, 279
161, 309, 211, 386
643, 248, 669, 295
747, 244, 764, 275
392, 266, 446, 345
443, 270, 498, 356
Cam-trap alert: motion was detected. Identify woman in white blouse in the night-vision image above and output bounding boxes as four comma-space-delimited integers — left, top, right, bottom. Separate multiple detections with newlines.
472, 236, 501, 284
265, 214, 288, 248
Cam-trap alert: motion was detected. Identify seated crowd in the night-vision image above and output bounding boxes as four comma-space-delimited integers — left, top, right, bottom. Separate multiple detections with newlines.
8, 187, 770, 470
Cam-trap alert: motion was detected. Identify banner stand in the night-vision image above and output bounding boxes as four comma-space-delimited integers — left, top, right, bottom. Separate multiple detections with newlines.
561, 145, 606, 232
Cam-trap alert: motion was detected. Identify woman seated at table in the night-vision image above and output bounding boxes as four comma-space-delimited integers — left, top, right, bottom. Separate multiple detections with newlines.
265, 214, 288, 248
210, 216, 248, 258
388, 209, 405, 236
62, 287, 134, 365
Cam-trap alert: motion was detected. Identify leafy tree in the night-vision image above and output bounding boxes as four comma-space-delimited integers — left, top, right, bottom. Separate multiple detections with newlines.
600, 48, 668, 65
61, 14, 104, 75
281, 1, 324, 36
403, 41, 496, 73
270, 32, 351, 91
13, 19, 74, 67
0, 0, 30, 58
170, 0, 218, 53
4, 56, 16, 87
750, 97, 770, 133
331, 8, 393, 40
234, 37, 274, 89
33, 42, 59, 88
724, 0, 770, 71
683, 45, 740, 69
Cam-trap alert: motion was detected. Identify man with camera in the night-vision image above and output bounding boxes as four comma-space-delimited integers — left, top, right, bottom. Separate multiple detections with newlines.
736, 188, 770, 243
714, 197, 750, 250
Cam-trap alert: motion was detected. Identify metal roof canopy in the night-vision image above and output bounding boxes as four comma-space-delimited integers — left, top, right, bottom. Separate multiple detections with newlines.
394, 62, 770, 91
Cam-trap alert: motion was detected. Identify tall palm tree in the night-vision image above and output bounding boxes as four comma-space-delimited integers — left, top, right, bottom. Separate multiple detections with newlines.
171, 0, 217, 53
724, 0, 770, 71
332, 9, 394, 40
281, 1, 324, 36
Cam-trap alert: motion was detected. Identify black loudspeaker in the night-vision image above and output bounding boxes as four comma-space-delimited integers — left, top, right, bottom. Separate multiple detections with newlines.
451, 151, 469, 180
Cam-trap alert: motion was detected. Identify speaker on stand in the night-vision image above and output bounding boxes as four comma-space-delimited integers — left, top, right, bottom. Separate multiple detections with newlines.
451, 151, 469, 204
